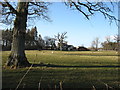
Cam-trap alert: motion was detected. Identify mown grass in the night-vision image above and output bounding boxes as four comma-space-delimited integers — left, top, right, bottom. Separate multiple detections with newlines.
2, 50, 120, 89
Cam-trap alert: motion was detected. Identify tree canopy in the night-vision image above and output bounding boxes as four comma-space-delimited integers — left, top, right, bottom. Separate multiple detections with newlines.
0, 0, 51, 25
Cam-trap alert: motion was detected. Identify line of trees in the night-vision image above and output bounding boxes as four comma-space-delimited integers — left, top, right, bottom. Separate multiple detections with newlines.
1, 28, 69, 51
2, 27, 45, 50
2, 28, 13, 49
101, 36, 119, 51
91, 36, 119, 51
2, 28, 119, 52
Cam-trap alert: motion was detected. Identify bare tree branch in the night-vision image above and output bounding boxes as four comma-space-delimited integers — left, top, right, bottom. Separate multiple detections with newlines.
65, 0, 118, 23
0, 1, 51, 25
0, 1, 118, 26
72, 1, 90, 19
3, 0, 17, 14
27, 2, 51, 21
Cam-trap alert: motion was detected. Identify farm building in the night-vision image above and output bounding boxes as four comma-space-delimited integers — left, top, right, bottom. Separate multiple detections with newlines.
77, 46, 90, 51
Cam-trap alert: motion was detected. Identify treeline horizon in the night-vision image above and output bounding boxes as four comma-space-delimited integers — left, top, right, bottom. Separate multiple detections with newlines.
1, 27, 119, 51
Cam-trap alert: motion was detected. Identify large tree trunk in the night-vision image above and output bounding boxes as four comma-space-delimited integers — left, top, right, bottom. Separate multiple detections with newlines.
6, 2, 31, 68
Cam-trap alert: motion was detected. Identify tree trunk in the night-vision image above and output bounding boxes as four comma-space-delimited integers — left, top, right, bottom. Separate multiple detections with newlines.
6, 2, 31, 68
60, 41, 63, 51
5, 40, 7, 47
3, 40, 5, 47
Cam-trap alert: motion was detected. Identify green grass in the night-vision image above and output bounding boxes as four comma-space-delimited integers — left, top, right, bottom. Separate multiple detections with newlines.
2, 50, 120, 89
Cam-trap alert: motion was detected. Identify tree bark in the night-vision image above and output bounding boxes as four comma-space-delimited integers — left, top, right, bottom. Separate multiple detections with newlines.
6, 2, 31, 68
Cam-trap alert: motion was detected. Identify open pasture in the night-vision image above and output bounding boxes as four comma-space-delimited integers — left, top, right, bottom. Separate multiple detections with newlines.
2, 50, 120, 89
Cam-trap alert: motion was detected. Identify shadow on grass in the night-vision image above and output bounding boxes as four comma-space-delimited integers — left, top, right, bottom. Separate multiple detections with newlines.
64, 54, 118, 56
32, 63, 120, 68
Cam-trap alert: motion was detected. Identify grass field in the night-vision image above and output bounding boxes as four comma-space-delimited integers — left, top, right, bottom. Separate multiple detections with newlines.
2, 50, 120, 89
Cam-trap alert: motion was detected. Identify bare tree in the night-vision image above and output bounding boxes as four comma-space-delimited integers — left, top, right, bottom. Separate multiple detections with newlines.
101, 35, 119, 50
44, 36, 56, 50
105, 36, 112, 43
91, 37, 100, 51
114, 34, 120, 51
0, 0, 118, 67
55, 32, 67, 51
37, 34, 45, 50
114, 34, 120, 43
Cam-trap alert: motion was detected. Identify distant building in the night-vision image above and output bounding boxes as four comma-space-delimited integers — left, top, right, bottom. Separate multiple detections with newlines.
63, 45, 75, 51
58, 43, 76, 51
77, 46, 90, 51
